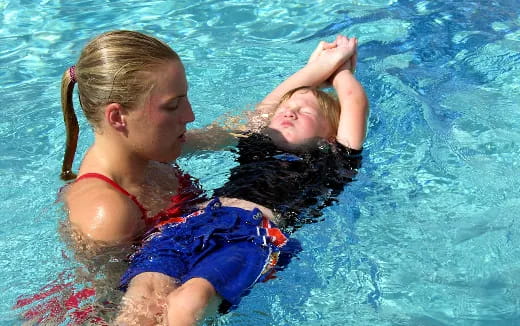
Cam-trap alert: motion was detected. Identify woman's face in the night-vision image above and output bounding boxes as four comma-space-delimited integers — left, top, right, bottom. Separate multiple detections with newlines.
267, 90, 332, 146
126, 60, 195, 163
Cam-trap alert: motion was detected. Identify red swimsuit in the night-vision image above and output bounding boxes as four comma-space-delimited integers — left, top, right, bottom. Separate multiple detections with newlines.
75, 170, 204, 227
14, 169, 204, 325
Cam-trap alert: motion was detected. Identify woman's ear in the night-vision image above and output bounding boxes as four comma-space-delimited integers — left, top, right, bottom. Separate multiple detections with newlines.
105, 103, 127, 131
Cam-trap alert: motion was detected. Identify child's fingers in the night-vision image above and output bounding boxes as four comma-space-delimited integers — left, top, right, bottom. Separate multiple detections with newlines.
351, 52, 358, 73
322, 41, 337, 50
308, 41, 325, 63
336, 34, 348, 47
314, 41, 326, 53
351, 39, 358, 73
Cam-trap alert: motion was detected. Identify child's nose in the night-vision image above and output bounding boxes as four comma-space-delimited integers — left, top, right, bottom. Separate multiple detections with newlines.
283, 110, 296, 118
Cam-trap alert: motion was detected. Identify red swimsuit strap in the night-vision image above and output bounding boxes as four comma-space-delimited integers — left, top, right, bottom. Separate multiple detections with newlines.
75, 173, 148, 219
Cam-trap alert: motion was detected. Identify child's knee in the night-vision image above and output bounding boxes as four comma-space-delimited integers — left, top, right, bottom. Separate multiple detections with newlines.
116, 272, 179, 325
167, 277, 216, 309
166, 278, 217, 325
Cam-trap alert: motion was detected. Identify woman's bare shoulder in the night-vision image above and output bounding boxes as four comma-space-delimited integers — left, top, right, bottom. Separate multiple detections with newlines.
64, 180, 145, 244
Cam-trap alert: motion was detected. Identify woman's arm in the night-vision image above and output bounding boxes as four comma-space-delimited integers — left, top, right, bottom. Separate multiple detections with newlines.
183, 124, 239, 154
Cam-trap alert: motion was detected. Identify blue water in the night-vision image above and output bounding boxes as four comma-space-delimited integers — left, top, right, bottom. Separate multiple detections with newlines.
1, 0, 519, 325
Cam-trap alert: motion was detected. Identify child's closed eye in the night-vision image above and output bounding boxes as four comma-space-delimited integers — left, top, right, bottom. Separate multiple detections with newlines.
300, 108, 315, 115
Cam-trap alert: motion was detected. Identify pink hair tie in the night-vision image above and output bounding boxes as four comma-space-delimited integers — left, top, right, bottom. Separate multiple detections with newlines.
69, 65, 77, 83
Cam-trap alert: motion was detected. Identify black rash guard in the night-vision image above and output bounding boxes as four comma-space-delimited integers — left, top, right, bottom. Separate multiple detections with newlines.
212, 132, 362, 231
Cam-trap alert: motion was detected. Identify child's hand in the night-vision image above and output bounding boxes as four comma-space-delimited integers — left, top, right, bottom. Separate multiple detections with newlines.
307, 40, 337, 64
307, 35, 357, 82
330, 36, 358, 84
335, 35, 357, 73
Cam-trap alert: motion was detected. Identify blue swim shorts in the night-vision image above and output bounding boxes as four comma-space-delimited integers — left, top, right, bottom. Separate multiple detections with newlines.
120, 198, 288, 308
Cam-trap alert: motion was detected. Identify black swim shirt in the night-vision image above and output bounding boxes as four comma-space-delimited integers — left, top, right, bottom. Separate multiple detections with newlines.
212, 132, 362, 231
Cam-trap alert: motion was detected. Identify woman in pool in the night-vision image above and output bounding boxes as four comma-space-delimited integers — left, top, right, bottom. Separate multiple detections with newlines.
61, 30, 201, 246
116, 35, 368, 325
57, 29, 292, 324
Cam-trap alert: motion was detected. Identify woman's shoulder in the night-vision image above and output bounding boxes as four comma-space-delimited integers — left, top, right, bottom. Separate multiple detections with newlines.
64, 177, 145, 244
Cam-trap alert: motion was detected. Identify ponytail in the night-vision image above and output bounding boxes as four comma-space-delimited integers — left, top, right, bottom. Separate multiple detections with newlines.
58, 31, 181, 181
60, 66, 79, 181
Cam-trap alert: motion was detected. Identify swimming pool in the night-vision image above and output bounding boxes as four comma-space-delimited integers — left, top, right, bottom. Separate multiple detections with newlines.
1, 0, 519, 324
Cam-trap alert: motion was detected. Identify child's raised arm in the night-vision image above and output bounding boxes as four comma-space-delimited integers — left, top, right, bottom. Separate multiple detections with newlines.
257, 36, 356, 116
332, 37, 369, 150
184, 36, 365, 153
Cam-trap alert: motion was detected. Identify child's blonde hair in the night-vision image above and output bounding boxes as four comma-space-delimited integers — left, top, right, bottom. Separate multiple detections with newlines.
278, 86, 340, 136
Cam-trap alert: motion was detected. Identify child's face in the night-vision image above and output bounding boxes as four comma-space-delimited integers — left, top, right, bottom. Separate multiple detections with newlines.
268, 90, 333, 146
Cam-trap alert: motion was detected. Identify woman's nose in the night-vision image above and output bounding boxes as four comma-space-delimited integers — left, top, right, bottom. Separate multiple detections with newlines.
183, 99, 195, 123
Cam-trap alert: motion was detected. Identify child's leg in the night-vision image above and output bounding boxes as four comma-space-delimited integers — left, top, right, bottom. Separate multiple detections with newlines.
116, 273, 218, 326
115, 272, 178, 325
166, 277, 218, 326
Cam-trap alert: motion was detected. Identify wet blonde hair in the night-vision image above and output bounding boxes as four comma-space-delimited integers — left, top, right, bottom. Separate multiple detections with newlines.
60, 30, 180, 180
278, 86, 340, 137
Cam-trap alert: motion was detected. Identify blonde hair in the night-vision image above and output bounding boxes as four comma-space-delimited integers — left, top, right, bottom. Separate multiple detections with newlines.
60, 30, 180, 180
278, 86, 340, 135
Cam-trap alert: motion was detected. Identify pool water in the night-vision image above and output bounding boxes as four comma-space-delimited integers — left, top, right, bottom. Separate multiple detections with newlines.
1, 0, 519, 325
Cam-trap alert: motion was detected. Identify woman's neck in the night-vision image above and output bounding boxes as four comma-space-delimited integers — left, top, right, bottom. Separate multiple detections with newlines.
81, 134, 150, 187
